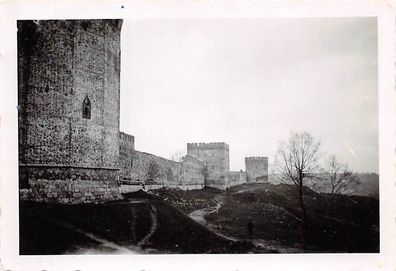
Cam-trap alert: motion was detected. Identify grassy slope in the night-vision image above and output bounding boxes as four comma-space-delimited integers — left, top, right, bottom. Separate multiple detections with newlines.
155, 183, 379, 253
207, 183, 379, 252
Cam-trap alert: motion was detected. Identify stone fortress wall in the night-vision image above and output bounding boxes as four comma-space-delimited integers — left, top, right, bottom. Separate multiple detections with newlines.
118, 132, 135, 179
117, 139, 266, 192
18, 20, 123, 203
228, 171, 248, 186
186, 142, 230, 189
245, 157, 269, 182
119, 150, 205, 193
18, 19, 268, 204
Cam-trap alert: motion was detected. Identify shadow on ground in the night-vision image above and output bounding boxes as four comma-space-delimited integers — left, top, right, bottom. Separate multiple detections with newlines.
19, 190, 269, 255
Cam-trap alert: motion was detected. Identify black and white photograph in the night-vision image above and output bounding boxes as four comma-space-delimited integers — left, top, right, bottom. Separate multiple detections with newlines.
0, 0, 395, 270
16, 16, 380, 254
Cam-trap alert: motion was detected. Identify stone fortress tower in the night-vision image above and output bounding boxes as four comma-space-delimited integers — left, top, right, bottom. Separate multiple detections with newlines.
245, 157, 269, 182
18, 19, 269, 203
18, 20, 123, 203
187, 143, 230, 189
186, 143, 268, 188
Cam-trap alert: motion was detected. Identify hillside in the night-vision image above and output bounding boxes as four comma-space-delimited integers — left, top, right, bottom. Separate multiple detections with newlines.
20, 192, 264, 255
20, 182, 379, 254
155, 183, 379, 252
268, 173, 379, 199
354, 173, 379, 198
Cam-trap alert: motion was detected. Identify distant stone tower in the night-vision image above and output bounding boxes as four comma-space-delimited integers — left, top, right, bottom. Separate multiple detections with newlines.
187, 142, 230, 189
245, 157, 268, 182
18, 19, 123, 203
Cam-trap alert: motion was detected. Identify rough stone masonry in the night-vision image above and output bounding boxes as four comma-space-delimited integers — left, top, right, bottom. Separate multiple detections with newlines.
18, 20, 123, 203
18, 19, 268, 204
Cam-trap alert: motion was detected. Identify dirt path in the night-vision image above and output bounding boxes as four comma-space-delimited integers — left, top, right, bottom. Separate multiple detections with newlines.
187, 190, 301, 251
137, 204, 158, 246
188, 193, 239, 242
188, 193, 223, 224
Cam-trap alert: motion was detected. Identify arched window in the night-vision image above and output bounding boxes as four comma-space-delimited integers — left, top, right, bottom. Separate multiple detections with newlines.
82, 96, 91, 119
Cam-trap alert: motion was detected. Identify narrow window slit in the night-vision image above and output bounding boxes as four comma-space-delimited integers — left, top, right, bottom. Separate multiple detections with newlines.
82, 96, 91, 119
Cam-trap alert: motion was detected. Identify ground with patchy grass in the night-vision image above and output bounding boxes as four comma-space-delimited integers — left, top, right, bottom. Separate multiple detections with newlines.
150, 187, 222, 213
154, 183, 379, 253
19, 183, 378, 254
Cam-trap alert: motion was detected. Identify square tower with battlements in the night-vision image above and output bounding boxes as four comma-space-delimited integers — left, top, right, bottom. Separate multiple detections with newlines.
187, 142, 230, 189
245, 157, 268, 182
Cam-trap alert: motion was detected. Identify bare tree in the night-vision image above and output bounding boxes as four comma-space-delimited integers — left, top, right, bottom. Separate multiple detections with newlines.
325, 155, 360, 200
275, 131, 321, 248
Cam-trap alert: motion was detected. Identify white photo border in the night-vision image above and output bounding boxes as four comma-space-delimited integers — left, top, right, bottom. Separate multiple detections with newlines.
0, 1, 395, 271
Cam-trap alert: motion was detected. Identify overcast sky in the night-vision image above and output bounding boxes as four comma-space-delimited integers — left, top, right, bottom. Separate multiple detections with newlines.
119, 18, 378, 173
